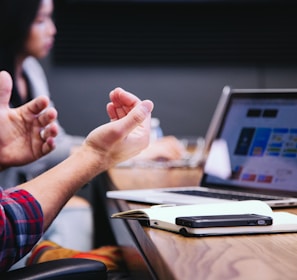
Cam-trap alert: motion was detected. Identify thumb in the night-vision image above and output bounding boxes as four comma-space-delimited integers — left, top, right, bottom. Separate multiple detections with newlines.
119, 100, 154, 132
0, 71, 13, 109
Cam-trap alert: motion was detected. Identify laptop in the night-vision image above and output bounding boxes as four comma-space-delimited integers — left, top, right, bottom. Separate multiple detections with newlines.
107, 86, 297, 208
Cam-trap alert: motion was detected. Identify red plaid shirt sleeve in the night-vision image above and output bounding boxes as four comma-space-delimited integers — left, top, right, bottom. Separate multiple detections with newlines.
0, 187, 44, 271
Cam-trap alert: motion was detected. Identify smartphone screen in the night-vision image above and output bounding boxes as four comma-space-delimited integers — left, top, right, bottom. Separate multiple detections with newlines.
175, 214, 273, 228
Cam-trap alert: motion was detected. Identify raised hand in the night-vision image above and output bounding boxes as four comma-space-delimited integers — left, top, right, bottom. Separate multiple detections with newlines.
0, 71, 58, 169
84, 87, 154, 168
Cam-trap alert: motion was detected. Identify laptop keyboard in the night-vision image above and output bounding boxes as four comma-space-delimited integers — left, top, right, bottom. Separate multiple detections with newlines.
168, 190, 280, 201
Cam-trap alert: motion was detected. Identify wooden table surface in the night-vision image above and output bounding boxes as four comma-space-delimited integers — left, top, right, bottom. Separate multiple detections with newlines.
108, 166, 297, 280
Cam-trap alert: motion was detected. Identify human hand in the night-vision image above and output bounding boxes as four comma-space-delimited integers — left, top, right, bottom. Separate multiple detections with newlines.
134, 135, 187, 161
0, 71, 58, 169
83, 88, 154, 169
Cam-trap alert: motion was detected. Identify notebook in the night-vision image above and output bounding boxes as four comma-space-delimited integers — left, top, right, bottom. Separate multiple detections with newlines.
111, 201, 297, 236
107, 86, 297, 208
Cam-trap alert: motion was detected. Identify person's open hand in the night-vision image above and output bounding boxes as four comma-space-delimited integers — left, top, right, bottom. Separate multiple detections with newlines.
0, 71, 58, 169
83, 87, 154, 169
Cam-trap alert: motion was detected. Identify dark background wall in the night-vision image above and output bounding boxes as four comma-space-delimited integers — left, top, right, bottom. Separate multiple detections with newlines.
42, 0, 297, 138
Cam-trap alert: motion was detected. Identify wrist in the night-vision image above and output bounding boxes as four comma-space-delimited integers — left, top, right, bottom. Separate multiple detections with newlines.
71, 145, 110, 178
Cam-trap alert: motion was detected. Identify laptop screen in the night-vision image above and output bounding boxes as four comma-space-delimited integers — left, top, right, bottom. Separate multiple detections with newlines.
201, 89, 297, 197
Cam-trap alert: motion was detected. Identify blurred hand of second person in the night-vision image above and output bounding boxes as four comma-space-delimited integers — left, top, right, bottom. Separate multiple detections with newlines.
134, 135, 187, 161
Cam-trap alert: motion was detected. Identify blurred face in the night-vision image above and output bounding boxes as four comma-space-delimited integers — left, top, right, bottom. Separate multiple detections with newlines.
24, 0, 56, 59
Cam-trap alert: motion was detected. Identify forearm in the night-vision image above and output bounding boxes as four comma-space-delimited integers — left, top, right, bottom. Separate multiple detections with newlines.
15, 96, 153, 230
17, 148, 107, 229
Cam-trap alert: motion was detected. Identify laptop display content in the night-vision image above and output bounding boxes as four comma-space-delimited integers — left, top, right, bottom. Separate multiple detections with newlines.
107, 86, 297, 208
201, 88, 297, 198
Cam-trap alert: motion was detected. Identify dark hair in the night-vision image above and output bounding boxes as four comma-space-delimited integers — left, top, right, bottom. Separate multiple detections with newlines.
0, 0, 41, 105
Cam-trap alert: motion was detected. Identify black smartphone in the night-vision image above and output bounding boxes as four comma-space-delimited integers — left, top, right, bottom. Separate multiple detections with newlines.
175, 214, 273, 228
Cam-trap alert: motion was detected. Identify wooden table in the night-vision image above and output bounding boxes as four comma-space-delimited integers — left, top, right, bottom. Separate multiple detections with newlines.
107, 166, 297, 280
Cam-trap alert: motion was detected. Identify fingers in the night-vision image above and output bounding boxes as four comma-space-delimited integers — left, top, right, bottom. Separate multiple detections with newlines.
109, 87, 141, 106
38, 108, 58, 155
0, 71, 13, 108
107, 88, 141, 120
37, 105, 58, 155
25, 95, 51, 114
37, 107, 58, 127
41, 122, 59, 141
106, 88, 154, 150
42, 136, 56, 155
106, 102, 117, 121
40, 123, 58, 155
